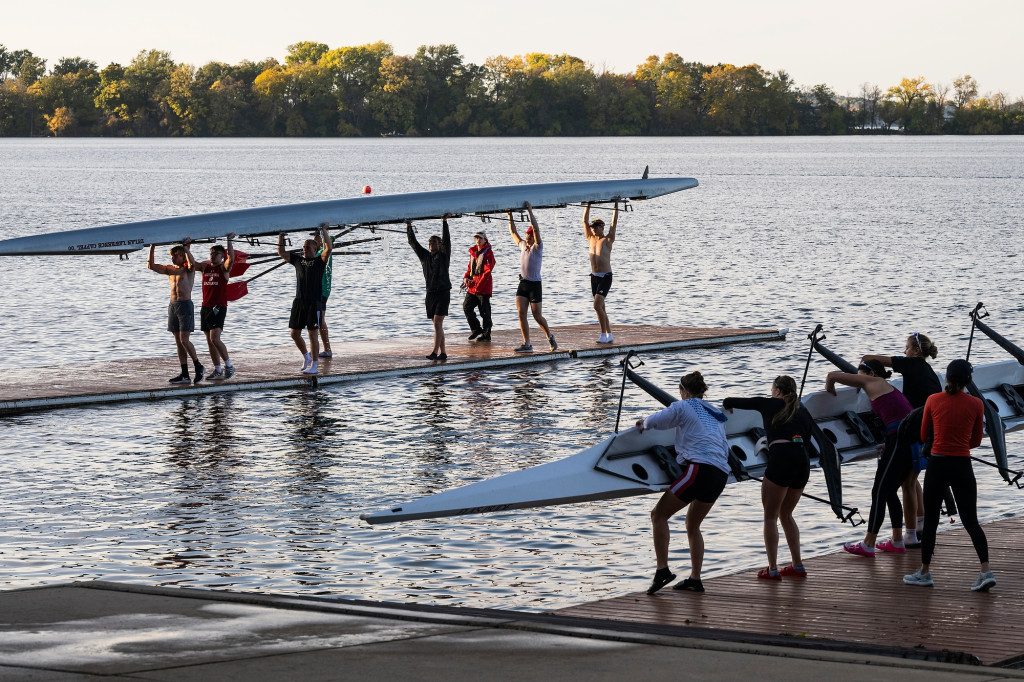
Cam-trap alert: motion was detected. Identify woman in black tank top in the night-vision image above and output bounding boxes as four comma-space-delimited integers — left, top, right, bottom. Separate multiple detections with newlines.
861, 332, 941, 548
724, 375, 813, 580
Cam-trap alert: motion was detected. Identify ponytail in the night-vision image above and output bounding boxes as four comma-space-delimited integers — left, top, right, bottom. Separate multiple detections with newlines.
945, 379, 968, 395
909, 332, 938, 360
680, 371, 708, 398
771, 375, 800, 426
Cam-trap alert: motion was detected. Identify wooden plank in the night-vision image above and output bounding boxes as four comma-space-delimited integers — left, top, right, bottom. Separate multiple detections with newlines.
555, 517, 1024, 665
0, 324, 784, 415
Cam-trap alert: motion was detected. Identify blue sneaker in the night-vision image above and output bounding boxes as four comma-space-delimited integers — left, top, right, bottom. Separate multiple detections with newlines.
971, 571, 996, 592
903, 570, 933, 587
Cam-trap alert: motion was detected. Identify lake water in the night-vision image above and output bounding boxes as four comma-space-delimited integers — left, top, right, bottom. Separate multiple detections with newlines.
1, 136, 1023, 610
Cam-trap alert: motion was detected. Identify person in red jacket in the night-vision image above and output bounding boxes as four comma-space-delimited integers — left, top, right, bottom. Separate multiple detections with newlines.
193, 233, 236, 380
904, 359, 996, 591
462, 231, 495, 342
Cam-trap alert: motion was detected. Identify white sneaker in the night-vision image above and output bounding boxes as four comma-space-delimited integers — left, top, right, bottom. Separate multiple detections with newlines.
301, 354, 312, 371
302, 362, 318, 375
604, 333, 614, 344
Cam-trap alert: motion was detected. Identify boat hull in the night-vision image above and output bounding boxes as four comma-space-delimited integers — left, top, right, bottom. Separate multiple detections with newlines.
361, 359, 1024, 525
0, 177, 698, 256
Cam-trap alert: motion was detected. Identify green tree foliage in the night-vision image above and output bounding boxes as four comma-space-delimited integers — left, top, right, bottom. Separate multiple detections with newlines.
17, 55, 47, 86
2, 42, 1022, 137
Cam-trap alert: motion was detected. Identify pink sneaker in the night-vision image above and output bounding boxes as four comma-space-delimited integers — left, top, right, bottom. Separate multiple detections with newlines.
843, 541, 875, 558
876, 539, 906, 554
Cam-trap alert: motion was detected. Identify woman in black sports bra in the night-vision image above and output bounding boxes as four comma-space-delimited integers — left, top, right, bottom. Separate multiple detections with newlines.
724, 375, 814, 580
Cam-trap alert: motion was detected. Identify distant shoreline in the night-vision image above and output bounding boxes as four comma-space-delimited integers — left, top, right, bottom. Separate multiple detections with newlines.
2, 42, 1021, 138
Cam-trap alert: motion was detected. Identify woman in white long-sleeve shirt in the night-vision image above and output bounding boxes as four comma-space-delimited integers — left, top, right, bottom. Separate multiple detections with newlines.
636, 371, 730, 595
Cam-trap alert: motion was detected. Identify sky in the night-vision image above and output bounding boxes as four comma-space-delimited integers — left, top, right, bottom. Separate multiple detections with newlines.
4, 0, 1023, 99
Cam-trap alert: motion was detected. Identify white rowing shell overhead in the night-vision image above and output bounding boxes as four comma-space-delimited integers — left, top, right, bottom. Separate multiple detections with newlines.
0, 176, 698, 256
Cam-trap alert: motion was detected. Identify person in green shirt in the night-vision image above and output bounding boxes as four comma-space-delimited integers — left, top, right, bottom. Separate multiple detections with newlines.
314, 224, 334, 358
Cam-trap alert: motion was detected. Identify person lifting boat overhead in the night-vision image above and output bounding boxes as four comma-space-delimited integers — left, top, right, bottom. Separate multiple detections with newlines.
147, 240, 204, 385
827, 359, 914, 557
313, 229, 334, 360
904, 359, 996, 591
407, 214, 452, 361
463, 230, 494, 342
723, 376, 815, 580
278, 223, 332, 375
637, 371, 730, 594
861, 332, 942, 548
193, 234, 236, 381
508, 201, 556, 353
583, 200, 618, 344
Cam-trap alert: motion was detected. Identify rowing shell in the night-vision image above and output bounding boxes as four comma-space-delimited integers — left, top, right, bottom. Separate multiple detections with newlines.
361, 359, 1024, 525
0, 176, 698, 256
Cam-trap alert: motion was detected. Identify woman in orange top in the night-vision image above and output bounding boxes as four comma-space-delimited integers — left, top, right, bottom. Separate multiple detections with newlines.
903, 359, 996, 591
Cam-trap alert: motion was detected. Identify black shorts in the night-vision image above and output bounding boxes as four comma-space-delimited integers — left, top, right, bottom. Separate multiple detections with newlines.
590, 272, 613, 298
319, 295, 329, 312
200, 305, 227, 332
167, 300, 194, 334
425, 290, 450, 319
516, 278, 543, 303
289, 298, 321, 330
764, 442, 811, 489
669, 461, 728, 504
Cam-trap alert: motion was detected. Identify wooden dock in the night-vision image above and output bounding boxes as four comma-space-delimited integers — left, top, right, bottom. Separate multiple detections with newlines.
556, 516, 1024, 666
0, 324, 784, 415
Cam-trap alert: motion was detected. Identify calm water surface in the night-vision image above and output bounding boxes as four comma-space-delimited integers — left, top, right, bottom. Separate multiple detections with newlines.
1, 137, 1023, 609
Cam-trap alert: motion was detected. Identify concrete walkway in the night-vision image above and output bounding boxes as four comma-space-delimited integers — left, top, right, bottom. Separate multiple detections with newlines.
2, 582, 1022, 681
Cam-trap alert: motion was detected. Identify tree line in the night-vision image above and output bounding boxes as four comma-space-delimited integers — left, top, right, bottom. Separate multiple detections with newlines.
2, 41, 1022, 137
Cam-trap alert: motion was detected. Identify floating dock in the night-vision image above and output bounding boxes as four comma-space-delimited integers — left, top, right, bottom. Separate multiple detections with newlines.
0, 324, 785, 415
557, 516, 1024, 666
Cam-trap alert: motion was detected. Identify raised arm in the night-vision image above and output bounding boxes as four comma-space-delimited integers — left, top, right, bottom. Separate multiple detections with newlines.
524, 201, 541, 244
147, 244, 168, 275
508, 211, 522, 247
223, 233, 235, 273
607, 200, 618, 242
860, 354, 893, 367
277, 233, 290, 262
824, 371, 872, 395
319, 223, 332, 262
441, 215, 451, 254
583, 202, 593, 239
182, 239, 196, 271
407, 221, 428, 259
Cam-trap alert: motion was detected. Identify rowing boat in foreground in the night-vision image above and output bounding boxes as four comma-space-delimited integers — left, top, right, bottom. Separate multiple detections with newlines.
361, 358, 1024, 525
0, 176, 697, 256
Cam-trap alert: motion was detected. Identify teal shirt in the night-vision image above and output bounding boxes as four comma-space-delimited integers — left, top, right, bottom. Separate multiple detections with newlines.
316, 245, 333, 299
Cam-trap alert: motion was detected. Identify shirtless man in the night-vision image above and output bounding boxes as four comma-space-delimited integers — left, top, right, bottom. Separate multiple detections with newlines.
193, 234, 236, 380
148, 241, 205, 384
583, 200, 618, 343
278, 224, 332, 375
509, 201, 557, 353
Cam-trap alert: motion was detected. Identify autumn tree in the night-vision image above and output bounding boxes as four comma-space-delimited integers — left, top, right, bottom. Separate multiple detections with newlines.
885, 76, 932, 132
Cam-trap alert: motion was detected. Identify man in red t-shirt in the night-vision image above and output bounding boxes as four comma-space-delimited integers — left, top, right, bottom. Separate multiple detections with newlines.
193, 234, 236, 380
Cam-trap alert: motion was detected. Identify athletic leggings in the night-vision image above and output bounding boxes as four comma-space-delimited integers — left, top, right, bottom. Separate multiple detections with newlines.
922, 456, 988, 566
867, 425, 912, 535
